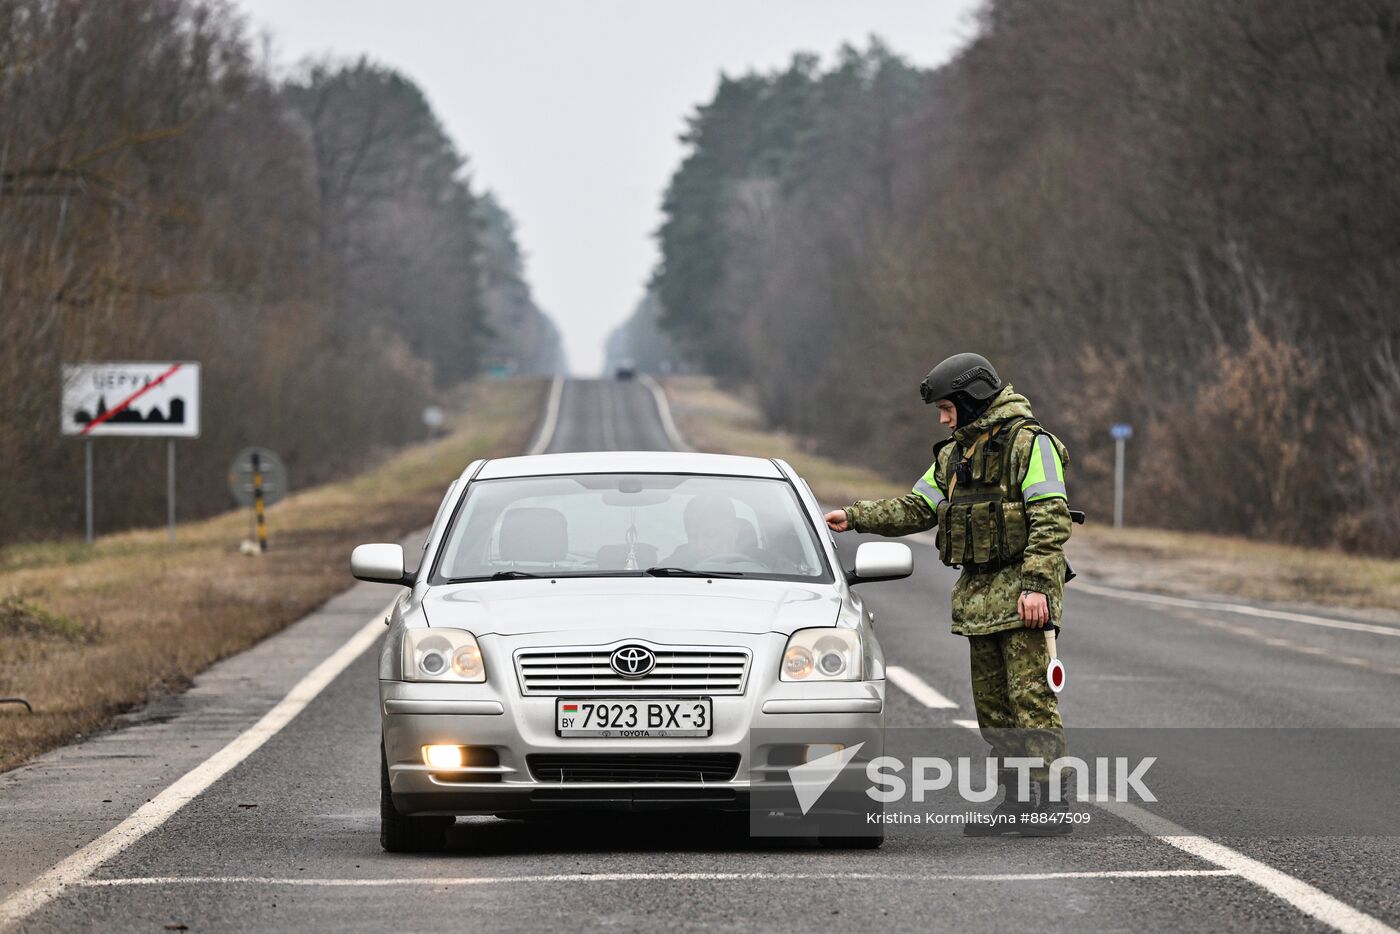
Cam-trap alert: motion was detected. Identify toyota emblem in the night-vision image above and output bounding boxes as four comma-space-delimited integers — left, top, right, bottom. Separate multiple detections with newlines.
609, 645, 656, 677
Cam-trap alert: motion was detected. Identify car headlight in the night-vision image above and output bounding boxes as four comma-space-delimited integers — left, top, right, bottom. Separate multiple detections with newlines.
781, 628, 860, 682
402, 628, 486, 682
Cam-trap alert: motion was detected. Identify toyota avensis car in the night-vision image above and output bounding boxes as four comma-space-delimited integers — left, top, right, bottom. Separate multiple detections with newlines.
351, 451, 913, 852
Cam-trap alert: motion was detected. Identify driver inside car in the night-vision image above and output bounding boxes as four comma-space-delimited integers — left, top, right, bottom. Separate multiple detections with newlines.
661, 493, 747, 568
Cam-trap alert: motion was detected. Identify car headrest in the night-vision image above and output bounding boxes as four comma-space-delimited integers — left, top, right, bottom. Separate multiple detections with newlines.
499, 507, 568, 562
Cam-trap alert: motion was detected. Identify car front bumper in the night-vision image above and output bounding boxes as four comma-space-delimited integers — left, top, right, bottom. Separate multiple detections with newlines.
380, 678, 885, 816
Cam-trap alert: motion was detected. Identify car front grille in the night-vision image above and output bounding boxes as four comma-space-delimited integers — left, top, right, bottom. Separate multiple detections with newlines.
514, 646, 751, 695
527, 753, 741, 784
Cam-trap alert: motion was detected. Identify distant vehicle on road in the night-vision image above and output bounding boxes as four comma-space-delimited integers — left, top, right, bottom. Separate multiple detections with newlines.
352, 450, 910, 851
614, 360, 636, 380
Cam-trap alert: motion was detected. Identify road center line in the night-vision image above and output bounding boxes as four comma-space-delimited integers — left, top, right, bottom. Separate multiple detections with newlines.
0, 604, 394, 931
75, 869, 1239, 888
886, 664, 960, 709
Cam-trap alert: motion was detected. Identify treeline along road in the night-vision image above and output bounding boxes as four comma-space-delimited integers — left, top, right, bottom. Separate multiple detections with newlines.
612, 0, 1400, 555
0, 0, 563, 544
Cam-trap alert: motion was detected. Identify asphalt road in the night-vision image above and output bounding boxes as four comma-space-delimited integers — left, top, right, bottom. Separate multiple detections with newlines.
3, 376, 1398, 933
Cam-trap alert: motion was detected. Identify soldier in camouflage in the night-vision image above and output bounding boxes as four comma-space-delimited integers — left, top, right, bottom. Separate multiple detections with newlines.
824, 352, 1075, 836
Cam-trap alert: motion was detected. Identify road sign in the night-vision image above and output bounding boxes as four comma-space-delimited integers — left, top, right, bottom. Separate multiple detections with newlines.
1110, 423, 1133, 440
421, 405, 445, 430
227, 448, 288, 508
62, 362, 201, 438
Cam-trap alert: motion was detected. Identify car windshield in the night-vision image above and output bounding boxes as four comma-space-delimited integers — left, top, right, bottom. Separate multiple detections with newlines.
431, 473, 830, 583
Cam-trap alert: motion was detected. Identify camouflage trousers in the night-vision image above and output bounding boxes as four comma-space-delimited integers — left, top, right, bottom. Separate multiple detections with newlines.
968, 627, 1066, 779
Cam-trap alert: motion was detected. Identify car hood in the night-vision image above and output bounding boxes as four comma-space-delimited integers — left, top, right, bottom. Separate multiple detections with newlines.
420, 578, 841, 637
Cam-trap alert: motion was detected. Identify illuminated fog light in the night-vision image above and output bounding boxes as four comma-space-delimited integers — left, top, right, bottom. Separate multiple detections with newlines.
804, 743, 844, 763
423, 745, 465, 769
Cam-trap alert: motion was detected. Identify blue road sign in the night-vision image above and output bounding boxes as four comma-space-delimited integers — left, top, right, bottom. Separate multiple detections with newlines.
1111, 423, 1133, 440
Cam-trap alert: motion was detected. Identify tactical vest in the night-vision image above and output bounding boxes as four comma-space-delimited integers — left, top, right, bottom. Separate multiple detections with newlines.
936, 416, 1043, 574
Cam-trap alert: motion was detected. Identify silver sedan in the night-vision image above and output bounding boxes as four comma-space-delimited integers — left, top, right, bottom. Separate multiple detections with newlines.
352, 451, 912, 851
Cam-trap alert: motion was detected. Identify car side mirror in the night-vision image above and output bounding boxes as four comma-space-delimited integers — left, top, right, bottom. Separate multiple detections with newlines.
351, 543, 412, 586
846, 542, 913, 585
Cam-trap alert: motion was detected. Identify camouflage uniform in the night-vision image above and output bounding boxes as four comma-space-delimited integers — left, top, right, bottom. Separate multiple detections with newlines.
844, 385, 1072, 772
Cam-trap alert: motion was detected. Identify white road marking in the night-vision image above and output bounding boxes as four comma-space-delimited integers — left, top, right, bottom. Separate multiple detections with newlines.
638, 374, 693, 452
0, 605, 394, 931
942, 714, 1396, 933
1074, 581, 1400, 639
526, 374, 564, 455
886, 664, 960, 709
952, 718, 981, 730
1099, 801, 1398, 934
76, 869, 1239, 888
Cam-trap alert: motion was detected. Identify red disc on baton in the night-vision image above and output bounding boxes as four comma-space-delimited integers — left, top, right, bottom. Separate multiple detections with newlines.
1046, 658, 1066, 693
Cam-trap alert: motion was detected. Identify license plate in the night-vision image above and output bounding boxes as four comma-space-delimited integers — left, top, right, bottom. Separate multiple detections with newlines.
556, 697, 712, 738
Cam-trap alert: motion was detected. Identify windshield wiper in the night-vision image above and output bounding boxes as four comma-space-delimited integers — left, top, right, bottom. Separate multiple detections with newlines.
487, 570, 540, 580
643, 566, 745, 578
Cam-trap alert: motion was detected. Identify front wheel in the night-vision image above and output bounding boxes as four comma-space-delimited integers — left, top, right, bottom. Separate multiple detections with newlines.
380, 744, 452, 853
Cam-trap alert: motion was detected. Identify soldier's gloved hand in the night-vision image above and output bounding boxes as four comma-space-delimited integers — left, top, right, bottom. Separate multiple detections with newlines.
824, 509, 850, 533
1018, 590, 1049, 628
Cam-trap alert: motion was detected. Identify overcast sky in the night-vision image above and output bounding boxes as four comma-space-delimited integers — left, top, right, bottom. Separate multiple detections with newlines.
237, 0, 984, 374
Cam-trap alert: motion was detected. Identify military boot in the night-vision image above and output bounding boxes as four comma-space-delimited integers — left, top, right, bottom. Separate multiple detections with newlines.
963, 769, 1034, 837
1017, 779, 1074, 837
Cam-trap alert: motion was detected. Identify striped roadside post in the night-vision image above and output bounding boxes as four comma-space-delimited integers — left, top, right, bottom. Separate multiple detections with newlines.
252, 451, 268, 553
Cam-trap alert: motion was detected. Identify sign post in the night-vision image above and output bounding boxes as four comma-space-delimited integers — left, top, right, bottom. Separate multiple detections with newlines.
84, 440, 94, 545
62, 362, 201, 543
167, 440, 176, 543
1110, 423, 1133, 529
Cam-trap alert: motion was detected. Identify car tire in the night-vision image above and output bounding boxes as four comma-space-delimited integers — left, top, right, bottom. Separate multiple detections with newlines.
380, 744, 452, 853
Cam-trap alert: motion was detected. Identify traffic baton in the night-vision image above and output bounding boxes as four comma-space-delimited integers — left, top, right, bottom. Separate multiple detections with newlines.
1045, 627, 1065, 693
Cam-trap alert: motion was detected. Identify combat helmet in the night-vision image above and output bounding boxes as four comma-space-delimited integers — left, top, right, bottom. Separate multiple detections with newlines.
919, 352, 1003, 424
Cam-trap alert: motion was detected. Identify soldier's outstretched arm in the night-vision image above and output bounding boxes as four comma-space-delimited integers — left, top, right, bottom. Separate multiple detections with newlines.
840, 493, 937, 537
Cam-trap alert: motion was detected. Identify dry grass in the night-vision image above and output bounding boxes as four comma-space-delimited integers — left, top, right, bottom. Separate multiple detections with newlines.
0, 378, 547, 771
1067, 525, 1400, 616
663, 375, 1400, 619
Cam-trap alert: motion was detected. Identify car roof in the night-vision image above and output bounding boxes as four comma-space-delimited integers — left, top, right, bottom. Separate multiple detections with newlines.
470, 450, 784, 480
